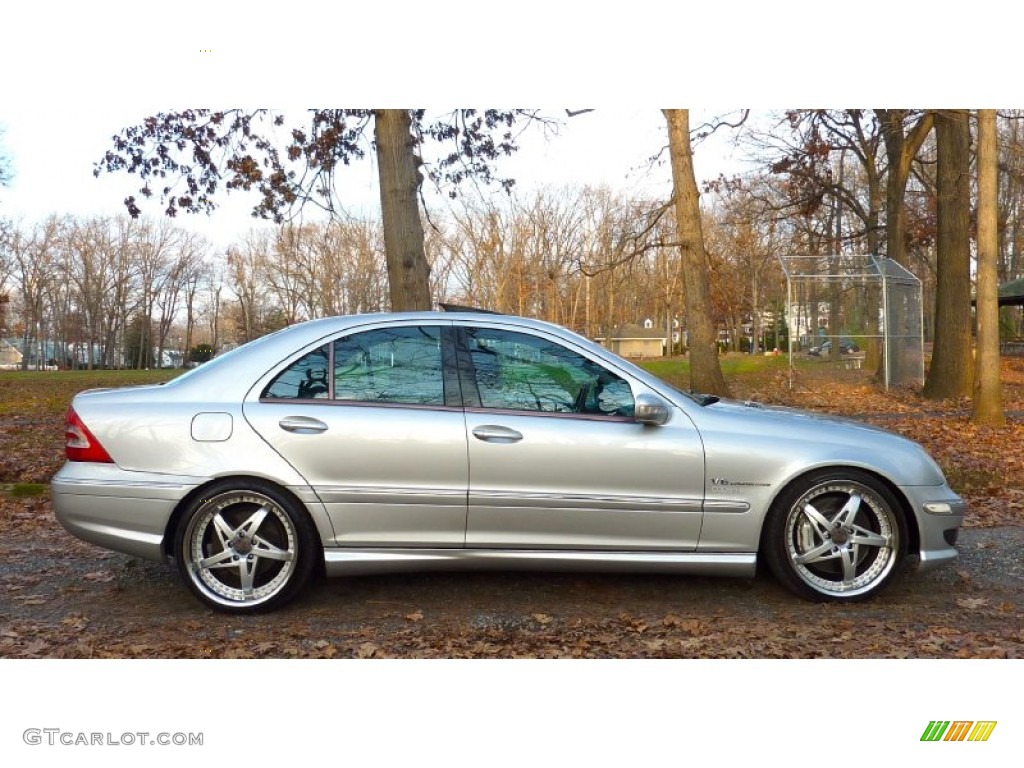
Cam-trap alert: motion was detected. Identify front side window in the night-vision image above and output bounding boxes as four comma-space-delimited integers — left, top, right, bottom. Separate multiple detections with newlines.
463, 328, 634, 417
333, 326, 445, 406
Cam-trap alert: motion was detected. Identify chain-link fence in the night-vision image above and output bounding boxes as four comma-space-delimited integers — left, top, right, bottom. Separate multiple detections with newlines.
778, 254, 923, 390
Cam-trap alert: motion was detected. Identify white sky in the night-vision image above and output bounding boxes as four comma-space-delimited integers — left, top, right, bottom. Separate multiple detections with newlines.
3, 2, 1013, 252
0, 106, 751, 250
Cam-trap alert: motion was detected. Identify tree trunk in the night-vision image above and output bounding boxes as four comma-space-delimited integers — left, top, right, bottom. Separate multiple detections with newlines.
877, 110, 934, 266
973, 109, 1005, 424
923, 110, 974, 400
663, 109, 730, 396
873, 111, 932, 383
374, 109, 433, 311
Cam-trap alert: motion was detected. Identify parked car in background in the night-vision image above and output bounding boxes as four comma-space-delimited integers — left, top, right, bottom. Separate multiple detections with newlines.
809, 339, 861, 356
52, 311, 963, 613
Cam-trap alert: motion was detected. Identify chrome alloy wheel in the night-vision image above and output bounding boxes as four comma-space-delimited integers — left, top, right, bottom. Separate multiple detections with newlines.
182, 490, 299, 609
784, 479, 899, 598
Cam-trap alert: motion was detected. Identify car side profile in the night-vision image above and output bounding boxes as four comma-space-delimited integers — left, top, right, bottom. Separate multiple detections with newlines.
52, 311, 965, 613
808, 339, 861, 356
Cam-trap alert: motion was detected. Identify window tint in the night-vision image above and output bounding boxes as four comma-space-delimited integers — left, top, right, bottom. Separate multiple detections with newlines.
263, 345, 330, 399
465, 328, 634, 416
333, 326, 445, 405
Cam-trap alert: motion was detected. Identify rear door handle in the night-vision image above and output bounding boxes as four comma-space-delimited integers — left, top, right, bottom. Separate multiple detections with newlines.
472, 425, 523, 443
279, 416, 329, 434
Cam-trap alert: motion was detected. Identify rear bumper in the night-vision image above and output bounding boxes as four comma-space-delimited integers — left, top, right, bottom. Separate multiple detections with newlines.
51, 462, 200, 562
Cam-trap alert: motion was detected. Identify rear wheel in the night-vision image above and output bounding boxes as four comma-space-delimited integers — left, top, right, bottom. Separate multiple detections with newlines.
174, 479, 318, 613
763, 469, 907, 601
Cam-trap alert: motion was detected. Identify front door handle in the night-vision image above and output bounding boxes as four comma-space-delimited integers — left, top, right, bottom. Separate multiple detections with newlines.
472, 425, 523, 443
279, 416, 329, 434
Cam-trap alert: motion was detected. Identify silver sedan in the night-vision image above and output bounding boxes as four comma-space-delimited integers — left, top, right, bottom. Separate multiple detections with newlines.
52, 311, 965, 613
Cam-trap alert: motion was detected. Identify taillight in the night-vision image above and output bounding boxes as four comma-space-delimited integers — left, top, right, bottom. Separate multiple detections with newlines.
65, 406, 114, 463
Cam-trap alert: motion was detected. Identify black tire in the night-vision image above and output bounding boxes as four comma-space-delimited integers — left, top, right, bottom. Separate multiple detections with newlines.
762, 469, 908, 602
174, 479, 318, 613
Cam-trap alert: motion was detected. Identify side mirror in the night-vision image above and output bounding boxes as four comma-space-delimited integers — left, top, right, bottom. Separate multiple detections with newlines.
634, 393, 670, 426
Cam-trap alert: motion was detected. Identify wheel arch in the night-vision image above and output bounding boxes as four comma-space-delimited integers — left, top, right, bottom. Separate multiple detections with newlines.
759, 464, 920, 558
163, 474, 326, 570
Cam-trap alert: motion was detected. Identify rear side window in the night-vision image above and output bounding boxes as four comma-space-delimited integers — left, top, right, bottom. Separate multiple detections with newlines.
262, 345, 330, 399
333, 326, 445, 405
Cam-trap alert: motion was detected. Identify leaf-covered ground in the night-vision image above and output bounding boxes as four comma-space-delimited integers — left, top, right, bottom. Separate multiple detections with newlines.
0, 361, 1022, 658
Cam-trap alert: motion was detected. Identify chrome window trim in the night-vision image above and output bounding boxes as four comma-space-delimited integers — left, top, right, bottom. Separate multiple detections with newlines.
256, 397, 464, 414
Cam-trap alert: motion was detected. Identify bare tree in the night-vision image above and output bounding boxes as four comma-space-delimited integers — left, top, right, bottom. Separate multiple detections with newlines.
973, 110, 1005, 424
876, 110, 934, 266
923, 110, 974, 400
154, 232, 209, 366
703, 177, 785, 354
997, 112, 1024, 281
226, 234, 275, 343
375, 109, 432, 310
664, 109, 729, 396
96, 109, 554, 311
9, 217, 63, 369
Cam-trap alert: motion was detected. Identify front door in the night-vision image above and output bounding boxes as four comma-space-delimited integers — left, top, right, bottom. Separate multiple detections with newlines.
457, 325, 705, 551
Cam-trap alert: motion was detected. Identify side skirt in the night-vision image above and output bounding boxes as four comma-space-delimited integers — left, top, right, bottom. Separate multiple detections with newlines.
323, 549, 756, 578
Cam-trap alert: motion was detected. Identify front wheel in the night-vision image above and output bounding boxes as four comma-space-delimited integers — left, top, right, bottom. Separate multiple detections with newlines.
762, 469, 908, 602
174, 480, 318, 613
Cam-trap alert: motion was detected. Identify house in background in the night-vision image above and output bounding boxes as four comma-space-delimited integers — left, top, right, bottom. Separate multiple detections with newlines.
997, 276, 1024, 355
0, 339, 24, 369
595, 322, 667, 358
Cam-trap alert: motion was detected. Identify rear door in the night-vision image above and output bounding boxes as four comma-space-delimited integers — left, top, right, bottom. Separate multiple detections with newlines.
243, 322, 469, 548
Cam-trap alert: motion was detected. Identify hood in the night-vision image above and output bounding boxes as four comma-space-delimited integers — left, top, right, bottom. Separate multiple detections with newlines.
709, 398, 896, 436
684, 396, 947, 487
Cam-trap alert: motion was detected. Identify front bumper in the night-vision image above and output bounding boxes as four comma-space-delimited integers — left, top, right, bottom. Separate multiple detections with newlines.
902, 485, 967, 572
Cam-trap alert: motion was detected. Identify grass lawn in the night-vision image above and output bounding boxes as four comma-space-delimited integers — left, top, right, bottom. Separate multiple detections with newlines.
0, 368, 181, 419
639, 353, 791, 390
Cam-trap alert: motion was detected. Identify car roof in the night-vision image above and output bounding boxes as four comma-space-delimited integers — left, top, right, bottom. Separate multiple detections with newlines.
165, 312, 575, 399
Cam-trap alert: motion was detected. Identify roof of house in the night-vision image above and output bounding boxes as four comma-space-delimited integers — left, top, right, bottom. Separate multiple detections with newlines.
999, 277, 1024, 306
601, 324, 667, 340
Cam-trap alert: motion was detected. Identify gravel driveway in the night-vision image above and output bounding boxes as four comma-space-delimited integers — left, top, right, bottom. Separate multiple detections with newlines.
1, 500, 1021, 658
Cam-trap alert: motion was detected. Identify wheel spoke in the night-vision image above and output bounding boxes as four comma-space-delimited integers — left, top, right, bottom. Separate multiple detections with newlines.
211, 512, 234, 544
801, 503, 832, 535
199, 549, 236, 569
240, 504, 271, 537
835, 493, 862, 527
839, 547, 857, 583
252, 538, 294, 562
849, 526, 890, 548
793, 541, 841, 565
239, 559, 257, 596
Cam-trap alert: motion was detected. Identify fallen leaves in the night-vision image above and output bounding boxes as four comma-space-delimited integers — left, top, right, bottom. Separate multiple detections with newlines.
0, 596, 1021, 659
956, 597, 989, 610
